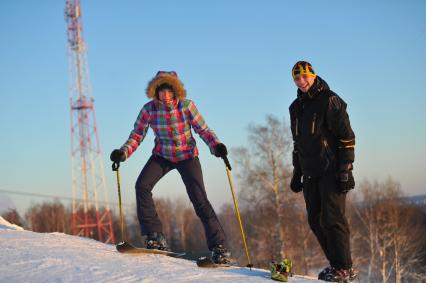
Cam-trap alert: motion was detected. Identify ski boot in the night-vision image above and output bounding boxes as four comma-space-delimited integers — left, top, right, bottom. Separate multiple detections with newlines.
318, 266, 332, 280
211, 244, 231, 264
269, 259, 293, 282
319, 266, 357, 282
321, 267, 350, 282
145, 232, 168, 251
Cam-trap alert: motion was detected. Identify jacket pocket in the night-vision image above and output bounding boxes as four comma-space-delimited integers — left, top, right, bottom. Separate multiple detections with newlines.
323, 138, 336, 171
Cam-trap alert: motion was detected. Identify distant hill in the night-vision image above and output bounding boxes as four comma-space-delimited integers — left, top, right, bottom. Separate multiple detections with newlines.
402, 194, 426, 211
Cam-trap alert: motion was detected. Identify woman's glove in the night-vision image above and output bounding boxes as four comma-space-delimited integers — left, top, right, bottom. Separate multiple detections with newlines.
110, 149, 126, 163
214, 143, 228, 158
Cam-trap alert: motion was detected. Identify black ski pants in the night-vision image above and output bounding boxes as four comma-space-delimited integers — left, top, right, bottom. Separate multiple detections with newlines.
135, 155, 225, 250
302, 171, 352, 270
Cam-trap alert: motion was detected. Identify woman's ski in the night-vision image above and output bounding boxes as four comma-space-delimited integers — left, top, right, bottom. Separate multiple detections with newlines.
116, 242, 185, 258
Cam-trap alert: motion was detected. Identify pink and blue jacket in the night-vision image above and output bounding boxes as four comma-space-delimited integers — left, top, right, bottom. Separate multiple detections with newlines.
121, 99, 220, 162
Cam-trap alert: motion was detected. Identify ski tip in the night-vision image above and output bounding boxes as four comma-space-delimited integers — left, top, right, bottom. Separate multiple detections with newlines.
116, 241, 136, 253
196, 256, 215, 267
196, 256, 232, 268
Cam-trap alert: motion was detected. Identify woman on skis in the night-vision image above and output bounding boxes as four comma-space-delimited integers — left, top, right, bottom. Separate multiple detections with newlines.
110, 71, 230, 264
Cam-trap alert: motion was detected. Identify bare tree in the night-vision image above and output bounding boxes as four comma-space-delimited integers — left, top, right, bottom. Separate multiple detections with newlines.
170, 197, 201, 252
173, 198, 189, 251
154, 198, 175, 247
154, 197, 205, 253
385, 184, 426, 283
353, 178, 426, 283
218, 203, 243, 260
232, 115, 291, 260
231, 115, 317, 269
1, 208, 24, 227
25, 200, 70, 233
353, 180, 384, 282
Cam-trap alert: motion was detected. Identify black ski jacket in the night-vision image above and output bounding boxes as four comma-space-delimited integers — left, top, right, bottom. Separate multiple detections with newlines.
289, 76, 355, 176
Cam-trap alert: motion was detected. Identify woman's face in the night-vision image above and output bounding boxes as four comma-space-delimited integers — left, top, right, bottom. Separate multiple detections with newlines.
158, 88, 174, 102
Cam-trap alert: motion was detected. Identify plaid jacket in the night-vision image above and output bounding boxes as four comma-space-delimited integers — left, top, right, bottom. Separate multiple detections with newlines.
121, 99, 220, 162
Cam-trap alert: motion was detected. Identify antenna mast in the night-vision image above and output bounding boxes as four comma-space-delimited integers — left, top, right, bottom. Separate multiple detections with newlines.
64, 0, 115, 243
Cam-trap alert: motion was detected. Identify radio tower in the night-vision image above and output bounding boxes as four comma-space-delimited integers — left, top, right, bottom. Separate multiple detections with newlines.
64, 0, 115, 244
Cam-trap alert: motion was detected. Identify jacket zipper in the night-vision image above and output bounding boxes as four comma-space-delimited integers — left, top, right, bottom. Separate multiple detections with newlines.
311, 113, 317, 135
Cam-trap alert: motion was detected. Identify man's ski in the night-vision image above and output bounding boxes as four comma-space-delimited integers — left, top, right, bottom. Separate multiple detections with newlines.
196, 256, 232, 268
116, 241, 185, 257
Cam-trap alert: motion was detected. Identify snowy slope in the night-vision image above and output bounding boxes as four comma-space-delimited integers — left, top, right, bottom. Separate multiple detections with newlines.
0, 217, 320, 283
0, 216, 23, 231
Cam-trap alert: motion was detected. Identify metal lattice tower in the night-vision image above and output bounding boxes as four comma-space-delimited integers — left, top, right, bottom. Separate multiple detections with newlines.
64, 0, 115, 244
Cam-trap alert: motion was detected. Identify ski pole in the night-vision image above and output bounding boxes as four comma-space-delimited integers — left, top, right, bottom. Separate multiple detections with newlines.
223, 156, 253, 268
112, 162, 125, 243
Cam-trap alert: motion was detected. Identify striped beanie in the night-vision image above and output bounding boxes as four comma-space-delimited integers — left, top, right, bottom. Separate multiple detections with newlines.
292, 61, 316, 79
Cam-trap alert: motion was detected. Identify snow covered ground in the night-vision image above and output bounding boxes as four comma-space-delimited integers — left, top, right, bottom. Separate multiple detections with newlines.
0, 217, 320, 283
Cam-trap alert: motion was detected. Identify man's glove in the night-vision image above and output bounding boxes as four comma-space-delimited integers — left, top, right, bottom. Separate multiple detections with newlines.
339, 163, 355, 193
214, 143, 228, 158
290, 169, 303, 193
110, 149, 126, 163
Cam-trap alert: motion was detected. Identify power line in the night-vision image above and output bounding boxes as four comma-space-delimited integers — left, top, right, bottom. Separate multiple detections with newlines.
0, 189, 134, 208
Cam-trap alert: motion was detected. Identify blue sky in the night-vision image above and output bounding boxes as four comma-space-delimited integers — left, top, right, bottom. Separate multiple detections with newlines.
1, 0, 425, 215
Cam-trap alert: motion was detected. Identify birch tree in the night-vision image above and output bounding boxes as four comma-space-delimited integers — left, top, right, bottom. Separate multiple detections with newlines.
354, 179, 426, 283
231, 115, 314, 267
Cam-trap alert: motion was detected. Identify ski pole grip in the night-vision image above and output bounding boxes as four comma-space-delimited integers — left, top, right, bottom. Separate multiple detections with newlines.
112, 162, 120, 171
222, 156, 232, 171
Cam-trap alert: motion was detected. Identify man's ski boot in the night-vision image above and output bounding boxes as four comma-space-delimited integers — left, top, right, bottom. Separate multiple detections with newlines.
145, 232, 168, 251
319, 266, 357, 282
211, 244, 231, 264
269, 259, 293, 282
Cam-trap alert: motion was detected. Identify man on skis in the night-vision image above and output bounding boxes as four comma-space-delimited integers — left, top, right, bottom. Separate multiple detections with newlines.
110, 71, 230, 264
289, 61, 357, 282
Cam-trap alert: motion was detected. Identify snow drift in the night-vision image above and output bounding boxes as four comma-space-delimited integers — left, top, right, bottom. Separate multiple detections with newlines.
0, 216, 320, 282
0, 216, 23, 231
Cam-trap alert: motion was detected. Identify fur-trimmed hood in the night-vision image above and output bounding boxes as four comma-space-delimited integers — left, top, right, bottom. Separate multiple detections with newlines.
146, 71, 186, 100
